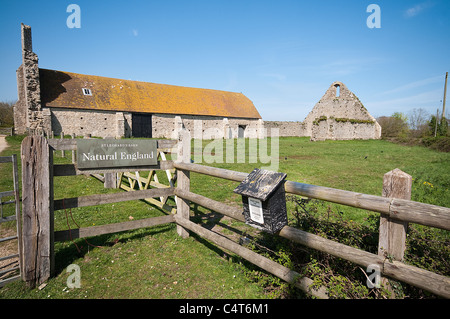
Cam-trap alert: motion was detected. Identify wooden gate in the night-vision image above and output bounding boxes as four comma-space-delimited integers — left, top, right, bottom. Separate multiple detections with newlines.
20, 136, 178, 288
0, 155, 22, 287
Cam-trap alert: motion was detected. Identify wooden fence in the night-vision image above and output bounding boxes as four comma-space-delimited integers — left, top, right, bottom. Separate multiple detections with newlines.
0, 127, 13, 136
0, 154, 22, 287
20, 135, 450, 298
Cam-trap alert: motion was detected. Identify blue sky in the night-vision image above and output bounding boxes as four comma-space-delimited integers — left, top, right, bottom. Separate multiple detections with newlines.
1, 0, 449, 121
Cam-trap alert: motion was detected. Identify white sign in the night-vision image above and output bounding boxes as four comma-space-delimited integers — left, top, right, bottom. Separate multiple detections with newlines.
248, 197, 264, 224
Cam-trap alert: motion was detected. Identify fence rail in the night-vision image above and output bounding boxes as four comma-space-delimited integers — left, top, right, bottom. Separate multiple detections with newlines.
172, 161, 450, 298
19, 135, 450, 298
174, 162, 450, 231
0, 127, 13, 136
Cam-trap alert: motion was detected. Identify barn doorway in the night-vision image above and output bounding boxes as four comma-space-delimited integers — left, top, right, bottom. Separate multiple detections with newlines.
132, 113, 152, 138
238, 125, 246, 138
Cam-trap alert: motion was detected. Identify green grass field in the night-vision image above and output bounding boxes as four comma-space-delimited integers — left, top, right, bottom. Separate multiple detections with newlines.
0, 136, 448, 299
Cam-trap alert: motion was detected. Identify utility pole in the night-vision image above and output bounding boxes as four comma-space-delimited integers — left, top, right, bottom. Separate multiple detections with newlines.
442, 72, 448, 119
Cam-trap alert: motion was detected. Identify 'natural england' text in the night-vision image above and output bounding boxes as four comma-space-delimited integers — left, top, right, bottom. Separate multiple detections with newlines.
82, 151, 154, 162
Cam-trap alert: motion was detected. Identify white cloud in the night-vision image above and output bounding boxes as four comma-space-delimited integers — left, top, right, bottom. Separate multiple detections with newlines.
404, 1, 434, 18
379, 75, 443, 96
366, 88, 442, 117
132, 29, 138, 37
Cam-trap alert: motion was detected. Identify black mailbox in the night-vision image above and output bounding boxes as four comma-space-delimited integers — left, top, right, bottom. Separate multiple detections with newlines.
233, 168, 288, 234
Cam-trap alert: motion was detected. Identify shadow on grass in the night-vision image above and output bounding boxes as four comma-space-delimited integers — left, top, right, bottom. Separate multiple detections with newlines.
53, 222, 176, 275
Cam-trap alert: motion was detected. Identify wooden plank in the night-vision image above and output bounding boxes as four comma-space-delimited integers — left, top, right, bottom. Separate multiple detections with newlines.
173, 215, 328, 299
285, 181, 392, 214
0, 253, 19, 262
378, 169, 411, 262
21, 136, 53, 288
48, 138, 76, 150
173, 162, 391, 213
174, 162, 247, 182
389, 199, 450, 231
54, 214, 174, 242
0, 156, 13, 163
104, 172, 117, 188
0, 190, 15, 198
0, 275, 21, 288
0, 215, 17, 223
175, 131, 191, 238
53, 161, 174, 176
384, 260, 450, 299
175, 185, 450, 298
0, 235, 18, 243
157, 139, 178, 149
278, 225, 450, 298
174, 188, 244, 222
173, 162, 450, 230
54, 188, 175, 210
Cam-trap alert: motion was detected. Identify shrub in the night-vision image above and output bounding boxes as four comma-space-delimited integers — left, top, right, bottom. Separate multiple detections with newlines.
242, 196, 449, 298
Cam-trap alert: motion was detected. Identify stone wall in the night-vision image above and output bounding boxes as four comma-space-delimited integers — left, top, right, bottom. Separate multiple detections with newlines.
152, 114, 263, 139
45, 109, 262, 139
14, 23, 50, 135
303, 81, 381, 141
50, 108, 131, 138
310, 118, 381, 141
13, 65, 27, 134
263, 121, 307, 137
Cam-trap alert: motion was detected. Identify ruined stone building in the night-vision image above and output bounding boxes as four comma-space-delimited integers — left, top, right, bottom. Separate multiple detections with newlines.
265, 81, 381, 141
14, 24, 263, 139
303, 81, 381, 141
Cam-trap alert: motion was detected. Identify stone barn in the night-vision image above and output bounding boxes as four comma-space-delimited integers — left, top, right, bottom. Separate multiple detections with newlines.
303, 81, 381, 141
14, 24, 263, 139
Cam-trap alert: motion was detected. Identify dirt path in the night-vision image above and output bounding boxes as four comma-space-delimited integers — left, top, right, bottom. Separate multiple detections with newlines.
0, 135, 8, 154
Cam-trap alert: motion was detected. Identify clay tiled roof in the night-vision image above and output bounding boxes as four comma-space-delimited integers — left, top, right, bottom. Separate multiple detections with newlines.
39, 69, 261, 119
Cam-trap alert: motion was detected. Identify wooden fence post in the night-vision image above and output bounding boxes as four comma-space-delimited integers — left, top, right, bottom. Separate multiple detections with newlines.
21, 136, 54, 288
378, 168, 412, 297
71, 133, 76, 163
176, 130, 191, 238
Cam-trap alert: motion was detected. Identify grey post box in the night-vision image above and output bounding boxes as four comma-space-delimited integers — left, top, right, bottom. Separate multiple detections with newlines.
233, 168, 288, 234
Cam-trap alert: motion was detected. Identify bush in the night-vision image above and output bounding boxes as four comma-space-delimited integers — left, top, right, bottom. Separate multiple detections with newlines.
243, 196, 449, 298
421, 136, 450, 152
377, 114, 409, 139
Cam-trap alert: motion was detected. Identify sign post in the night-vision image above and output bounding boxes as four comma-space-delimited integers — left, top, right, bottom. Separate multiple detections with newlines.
76, 139, 158, 170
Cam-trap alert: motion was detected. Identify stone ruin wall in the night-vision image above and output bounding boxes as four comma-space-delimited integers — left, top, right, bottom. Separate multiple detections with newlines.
303, 82, 381, 141
263, 121, 307, 137
261, 82, 381, 141
14, 23, 52, 136
152, 114, 264, 139
310, 118, 381, 141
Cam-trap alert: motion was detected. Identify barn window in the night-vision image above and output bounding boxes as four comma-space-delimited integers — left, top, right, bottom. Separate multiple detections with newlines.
82, 88, 92, 96
335, 84, 340, 97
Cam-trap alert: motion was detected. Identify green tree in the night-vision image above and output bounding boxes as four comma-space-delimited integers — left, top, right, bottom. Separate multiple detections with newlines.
428, 115, 448, 137
0, 101, 15, 127
377, 112, 409, 139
